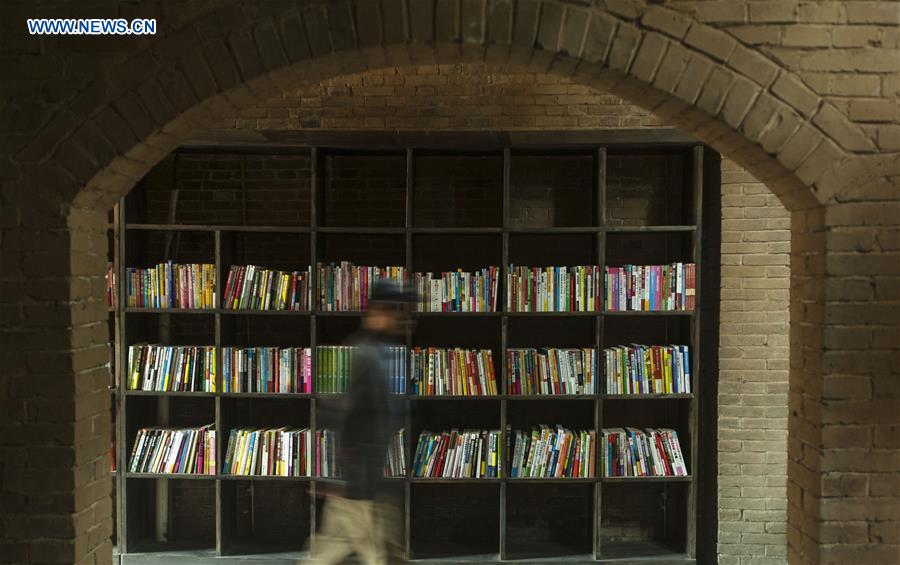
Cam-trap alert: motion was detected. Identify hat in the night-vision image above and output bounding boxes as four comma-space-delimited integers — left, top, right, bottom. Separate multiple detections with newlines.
369, 279, 416, 305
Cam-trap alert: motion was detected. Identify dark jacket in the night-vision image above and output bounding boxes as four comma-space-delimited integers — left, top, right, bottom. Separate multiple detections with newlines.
339, 328, 406, 499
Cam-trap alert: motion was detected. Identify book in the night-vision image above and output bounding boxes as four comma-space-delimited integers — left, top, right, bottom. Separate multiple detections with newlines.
316, 429, 339, 478
384, 429, 406, 478
507, 265, 602, 312
414, 268, 499, 312
107, 262, 116, 308
222, 347, 312, 393
125, 262, 216, 309
222, 265, 311, 311
604, 263, 696, 311
128, 425, 216, 475
507, 348, 597, 395
412, 429, 501, 478
315, 345, 407, 394
410, 348, 497, 396
317, 262, 407, 311
604, 344, 691, 394
127, 344, 216, 392
508, 425, 595, 478
222, 428, 311, 477
601, 428, 688, 477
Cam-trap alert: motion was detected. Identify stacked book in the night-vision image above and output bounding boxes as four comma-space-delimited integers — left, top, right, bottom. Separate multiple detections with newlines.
384, 429, 406, 478
317, 262, 407, 311
222, 347, 312, 394
509, 426, 596, 478
128, 425, 216, 475
222, 428, 312, 477
222, 265, 311, 311
316, 429, 339, 478
410, 348, 497, 396
414, 268, 499, 312
507, 348, 598, 395
126, 262, 216, 309
316, 345, 407, 394
604, 345, 691, 395
107, 263, 116, 308
507, 265, 602, 312
604, 263, 696, 311
601, 428, 688, 477
411, 429, 501, 478
127, 344, 216, 392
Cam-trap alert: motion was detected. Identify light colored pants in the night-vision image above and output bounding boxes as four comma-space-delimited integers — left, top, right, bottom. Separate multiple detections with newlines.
307, 496, 403, 565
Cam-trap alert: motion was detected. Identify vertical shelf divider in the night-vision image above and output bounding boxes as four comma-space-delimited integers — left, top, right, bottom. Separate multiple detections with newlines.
214, 229, 226, 556
116, 199, 129, 553
594, 146, 607, 561
404, 147, 414, 562
686, 145, 704, 558
308, 147, 319, 558
499, 147, 511, 560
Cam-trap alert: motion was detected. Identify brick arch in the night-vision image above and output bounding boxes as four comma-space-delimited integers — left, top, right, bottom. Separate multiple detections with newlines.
23, 0, 875, 216
7, 2, 895, 565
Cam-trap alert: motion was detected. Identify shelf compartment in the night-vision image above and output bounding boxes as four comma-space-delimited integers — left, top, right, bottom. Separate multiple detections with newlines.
322, 151, 406, 227
219, 480, 311, 556
414, 153, 502, 228
605, 149, 694, 228
599, 482, 690, 560
509, 151, 597, 229
123, 477, 216, 553
505, 482, 594, 560
410, 483, 500, 560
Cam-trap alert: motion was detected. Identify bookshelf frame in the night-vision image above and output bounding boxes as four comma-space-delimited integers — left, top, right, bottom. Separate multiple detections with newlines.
111, 130, 714, 564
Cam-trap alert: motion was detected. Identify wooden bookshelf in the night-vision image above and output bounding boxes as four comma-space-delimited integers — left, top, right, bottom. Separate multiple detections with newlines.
111, 131, 713, 564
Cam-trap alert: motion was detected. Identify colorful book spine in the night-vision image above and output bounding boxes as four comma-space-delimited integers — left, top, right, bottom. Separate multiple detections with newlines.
508, 426, 595, 478
127, 344, 216, 392
506, 348, 597, 395
411, 429, 501, 478
410, 348, 497, 396
317, 262, 406, 311
222, 265, 311, 311
414, 268, 499, 312
601, 428, 688, 477
506, 265, 602, 312
127, 425, 216, 475
604, 263, 696, 311
222, 347, 312, 393
603, 345, 691, 395
125, 262, 216, 309
315, 345, 407, 394
222, 428, 311, 477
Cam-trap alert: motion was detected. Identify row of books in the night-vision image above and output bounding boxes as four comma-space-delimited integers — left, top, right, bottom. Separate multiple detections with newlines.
126, 262, 216, 309
317, 263, 406, 311
507, 266, 603, 312
506, 348, 598, 395
127, 345, 216, 392
119, 262, 698, 312
316, 345, 408, 394
605, 263, 696, 311
414, 268, 499, 312
604, 345, 691, 395
509, 426, 596, 478
410, 348, 497, 396
412, 429, 502, 478
128, 425, 216, 475
601, 428, 688, 477
222, 265, 311, 311
222, 347, 312, 394
125, 426, 688, 478
223, 428, 312, 477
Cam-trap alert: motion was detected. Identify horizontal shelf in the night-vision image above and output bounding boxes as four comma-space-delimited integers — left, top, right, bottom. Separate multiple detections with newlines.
218, 474, 311, 481
506, 394, 598, 400
124, 307, 217, 314
601, 393, 694, 400
410, 395, 501, 400
506, 477, 596, 483
505, 311, 600, 316
219, 392, 312, 398
125, 390, 216, 397
409, 477, 501, 483
601, 475, 692, 483
122, 223, 697, 234
602, 310, 695, 316
125, 472, 217, 480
